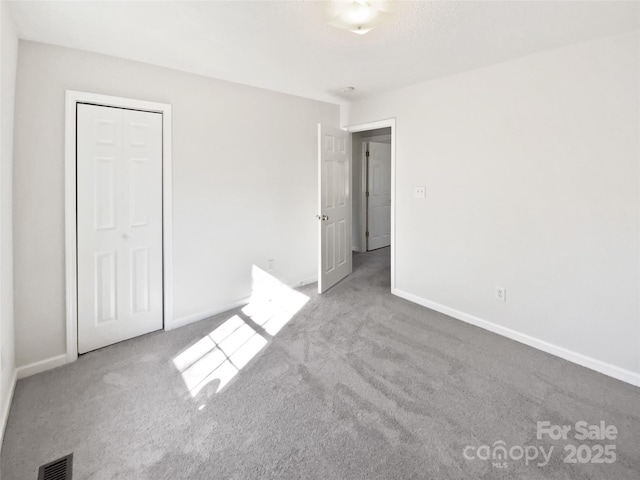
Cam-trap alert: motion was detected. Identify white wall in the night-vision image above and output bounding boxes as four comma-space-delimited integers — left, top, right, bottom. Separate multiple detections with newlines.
349, 31, 640, 383
13, 41, 338, 367
0, 2, 18, 441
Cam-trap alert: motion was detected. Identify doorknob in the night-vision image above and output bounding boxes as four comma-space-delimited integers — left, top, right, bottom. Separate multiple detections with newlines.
122, 234, 131, 241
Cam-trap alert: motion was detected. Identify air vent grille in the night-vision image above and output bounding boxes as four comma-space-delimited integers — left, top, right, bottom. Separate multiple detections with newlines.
38, 453, 72, 480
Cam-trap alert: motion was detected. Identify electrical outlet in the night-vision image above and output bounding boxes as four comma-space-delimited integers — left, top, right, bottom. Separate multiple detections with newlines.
495, 287, 506, 302
268, 259, 275, 272
414, 186, 426, 199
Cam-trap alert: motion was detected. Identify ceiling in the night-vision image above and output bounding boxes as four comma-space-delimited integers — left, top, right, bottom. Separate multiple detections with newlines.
6, 1, 640, 105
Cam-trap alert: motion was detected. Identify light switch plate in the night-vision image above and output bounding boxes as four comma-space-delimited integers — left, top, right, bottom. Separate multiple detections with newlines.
414, 186, 426, 199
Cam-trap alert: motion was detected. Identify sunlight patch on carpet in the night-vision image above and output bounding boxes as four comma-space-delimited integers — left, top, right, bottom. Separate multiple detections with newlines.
173, 266, 309, 397
242, 265, 310, 335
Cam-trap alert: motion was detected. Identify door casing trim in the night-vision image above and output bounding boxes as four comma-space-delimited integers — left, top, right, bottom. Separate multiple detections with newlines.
64, 90, 173, 362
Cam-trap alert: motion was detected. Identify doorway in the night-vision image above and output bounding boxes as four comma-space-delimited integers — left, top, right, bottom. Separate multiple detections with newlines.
64, 91, 173, 361
348, 121, 395, 288
353, 128, 392, 252
316, 119, 395, 293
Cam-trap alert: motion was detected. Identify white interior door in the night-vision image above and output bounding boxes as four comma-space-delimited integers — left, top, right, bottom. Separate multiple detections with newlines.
367, 141, 391, 251
77, 104, 163, 354
318, 124, 352, 293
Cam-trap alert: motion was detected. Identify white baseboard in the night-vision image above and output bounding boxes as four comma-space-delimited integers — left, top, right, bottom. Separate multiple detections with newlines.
392, 288, 640, 388
1, 368, 17, 450
169, 276, 317, 331
12, 277, 319, 382
295, 275, 318, 288
16, 354, 69, 380
169, 298, 251, 331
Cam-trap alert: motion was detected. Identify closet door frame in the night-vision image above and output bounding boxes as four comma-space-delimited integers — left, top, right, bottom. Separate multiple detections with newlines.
64, 90, 173, 363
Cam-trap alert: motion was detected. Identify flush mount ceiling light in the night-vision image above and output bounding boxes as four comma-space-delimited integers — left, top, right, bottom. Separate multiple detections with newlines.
328, 1, 392, 35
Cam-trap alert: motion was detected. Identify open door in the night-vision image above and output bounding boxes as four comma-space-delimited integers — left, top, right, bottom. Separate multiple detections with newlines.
366, 141, 392, 250
318, 124, 352, 293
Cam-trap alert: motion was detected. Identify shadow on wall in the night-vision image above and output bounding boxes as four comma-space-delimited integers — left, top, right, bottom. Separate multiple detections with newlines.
172, 265, 309, 398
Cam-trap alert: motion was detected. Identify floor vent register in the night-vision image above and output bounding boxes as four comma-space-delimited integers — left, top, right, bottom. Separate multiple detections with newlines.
37, 453, 73, 480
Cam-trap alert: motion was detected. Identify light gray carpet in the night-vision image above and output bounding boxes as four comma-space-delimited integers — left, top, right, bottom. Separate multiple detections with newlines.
2, 248, 639, 479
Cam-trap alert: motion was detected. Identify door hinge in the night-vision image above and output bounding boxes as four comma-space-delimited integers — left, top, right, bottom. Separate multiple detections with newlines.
366, 150, 370, 157
365, 191, 369, 198
365, 231, 369, 237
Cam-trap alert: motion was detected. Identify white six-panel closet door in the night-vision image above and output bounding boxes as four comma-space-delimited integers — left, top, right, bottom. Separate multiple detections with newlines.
77, 103, 163, 354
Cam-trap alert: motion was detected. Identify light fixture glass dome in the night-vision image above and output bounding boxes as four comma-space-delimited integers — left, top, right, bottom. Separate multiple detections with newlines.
328, 1, 391, 35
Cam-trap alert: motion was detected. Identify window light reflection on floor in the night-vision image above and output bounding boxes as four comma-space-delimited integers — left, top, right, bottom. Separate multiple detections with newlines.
242, 265, 310, 335
173, 265, 309, 397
